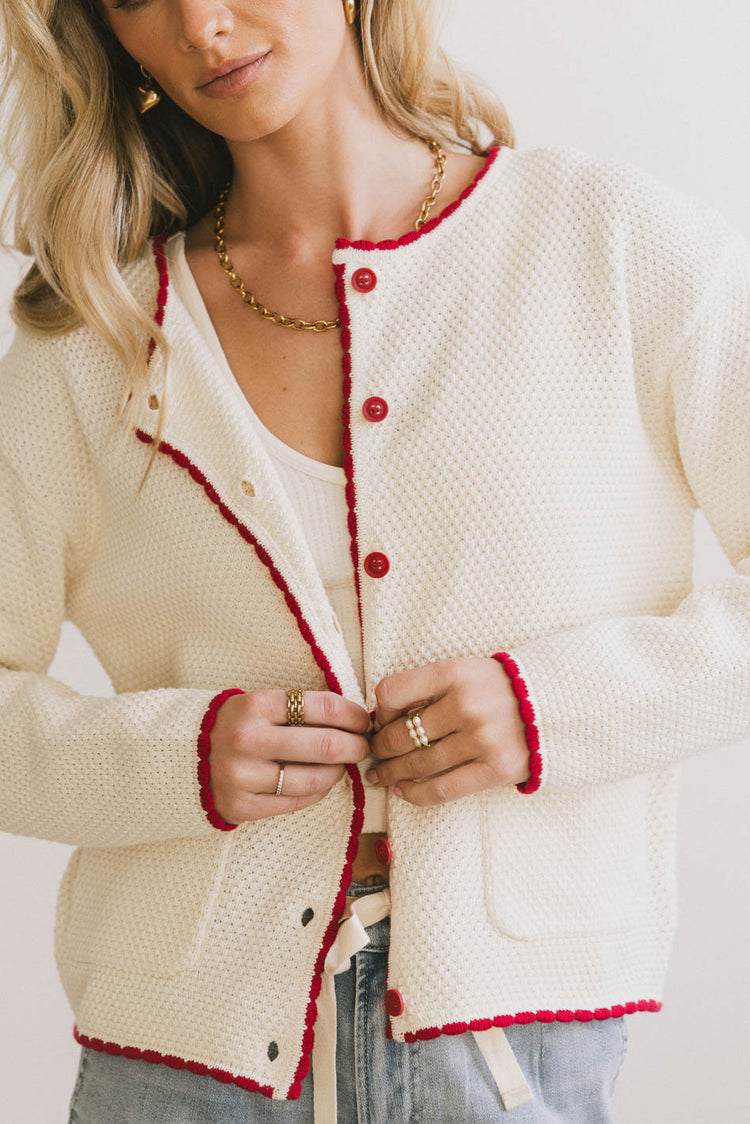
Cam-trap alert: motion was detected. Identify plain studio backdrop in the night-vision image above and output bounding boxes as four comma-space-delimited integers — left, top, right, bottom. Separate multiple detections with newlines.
1, 2, 748, 1121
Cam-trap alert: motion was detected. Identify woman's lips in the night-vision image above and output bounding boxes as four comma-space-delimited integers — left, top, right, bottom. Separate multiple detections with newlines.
198, 52, 271, 98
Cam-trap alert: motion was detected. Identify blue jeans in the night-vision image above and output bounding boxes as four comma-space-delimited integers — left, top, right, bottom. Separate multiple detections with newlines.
68, 880, 629, 1122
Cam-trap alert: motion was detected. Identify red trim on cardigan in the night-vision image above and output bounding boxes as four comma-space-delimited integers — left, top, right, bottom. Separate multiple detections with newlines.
72, 1025, 275, 1096
334, 145, 502, 252
332, 261, 365, 663
197, 688, 245, 830
491, 651, 543, 794
288, 763, 365, 1098
148, 234, 169, 362
394, 999, 661, 1042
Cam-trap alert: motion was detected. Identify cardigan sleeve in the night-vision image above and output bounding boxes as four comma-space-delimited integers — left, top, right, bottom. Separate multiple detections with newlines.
504, 228, 750, 794
0, 329, 240, 847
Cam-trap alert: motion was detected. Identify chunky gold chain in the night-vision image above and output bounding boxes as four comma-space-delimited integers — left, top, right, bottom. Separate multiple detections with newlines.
213, 138, 446, 333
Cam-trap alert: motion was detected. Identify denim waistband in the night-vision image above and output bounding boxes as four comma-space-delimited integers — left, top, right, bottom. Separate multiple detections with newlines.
345, 878, 390, 900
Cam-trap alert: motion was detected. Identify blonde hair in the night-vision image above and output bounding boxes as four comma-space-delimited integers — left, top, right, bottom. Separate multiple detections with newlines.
0, 0, 515, 487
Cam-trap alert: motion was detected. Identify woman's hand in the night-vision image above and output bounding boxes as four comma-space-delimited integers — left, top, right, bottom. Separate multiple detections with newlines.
367, 657, 531, 806
208, 690, 372, 825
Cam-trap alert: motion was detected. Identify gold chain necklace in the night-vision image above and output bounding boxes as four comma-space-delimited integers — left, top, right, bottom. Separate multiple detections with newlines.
213, 138, 447, 333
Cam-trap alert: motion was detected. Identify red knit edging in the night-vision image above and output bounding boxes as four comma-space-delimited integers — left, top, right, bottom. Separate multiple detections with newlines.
287, 761, 365, 1099
197, 688, 246, 830
395, 999, 662, 1042
332, 262, 365, 659
147, 234, 169, 363
491, 651, 543, 794
334, 145, 501, 252
72, 1025, 275, 1096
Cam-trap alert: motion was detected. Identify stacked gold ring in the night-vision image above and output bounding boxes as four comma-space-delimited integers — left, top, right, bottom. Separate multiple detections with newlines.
406, 708, 431, 748
286, 688, 305, 726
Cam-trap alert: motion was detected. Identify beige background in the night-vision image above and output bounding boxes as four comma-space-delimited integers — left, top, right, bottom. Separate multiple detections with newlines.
1, 1, 748, 1119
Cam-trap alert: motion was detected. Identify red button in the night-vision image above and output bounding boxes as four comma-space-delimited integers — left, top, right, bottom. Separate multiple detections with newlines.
362, 396, 388, 422
374, 837, 392, 865
384, 989, 405, 1017
352, 267, 377, 293
363, 551, 390, 578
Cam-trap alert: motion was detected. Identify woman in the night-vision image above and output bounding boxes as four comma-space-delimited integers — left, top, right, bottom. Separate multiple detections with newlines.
1, 0, 748, 1121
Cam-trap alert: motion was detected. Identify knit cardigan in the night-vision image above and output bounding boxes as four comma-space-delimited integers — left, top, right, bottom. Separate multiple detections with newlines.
1, 142, 749, 1102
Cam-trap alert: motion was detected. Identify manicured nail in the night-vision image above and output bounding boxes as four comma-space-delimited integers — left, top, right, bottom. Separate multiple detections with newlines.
393, 786, 403, 799
365, 770, 378, 784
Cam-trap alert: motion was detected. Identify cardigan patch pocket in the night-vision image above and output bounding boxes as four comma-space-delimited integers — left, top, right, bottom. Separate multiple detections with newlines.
480, 776, 651, 940
56, 832, 235, 978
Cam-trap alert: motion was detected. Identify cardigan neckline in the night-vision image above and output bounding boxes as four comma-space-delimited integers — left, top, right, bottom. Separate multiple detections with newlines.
334, 143, 503, 252
159, 142, 504, 274
156, 144, 505, 483
165, 230, 348, 486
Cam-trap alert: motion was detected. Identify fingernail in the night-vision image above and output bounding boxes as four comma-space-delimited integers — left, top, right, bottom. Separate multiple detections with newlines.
365, 770, 378, 784
393, 786, 404, 799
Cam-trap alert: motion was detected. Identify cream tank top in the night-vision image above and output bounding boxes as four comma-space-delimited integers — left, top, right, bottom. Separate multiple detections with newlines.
166, 231, 386, 832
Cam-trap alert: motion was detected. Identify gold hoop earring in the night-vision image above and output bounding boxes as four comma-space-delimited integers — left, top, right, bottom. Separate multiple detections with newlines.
344, 0, 356, 25
137, 64, 162, 115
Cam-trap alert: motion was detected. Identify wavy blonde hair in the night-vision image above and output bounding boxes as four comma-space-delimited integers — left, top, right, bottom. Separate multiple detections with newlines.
0, 0, 515, 486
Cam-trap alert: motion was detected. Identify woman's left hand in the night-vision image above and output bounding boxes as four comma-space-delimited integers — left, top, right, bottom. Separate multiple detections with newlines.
367, 657, 531, 806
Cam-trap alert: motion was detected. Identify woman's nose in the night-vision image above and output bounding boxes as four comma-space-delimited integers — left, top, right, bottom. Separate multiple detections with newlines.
175, 0, 234, 53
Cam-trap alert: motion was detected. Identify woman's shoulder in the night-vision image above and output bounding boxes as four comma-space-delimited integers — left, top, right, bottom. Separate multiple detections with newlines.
501, 141, 735, 228
0, 235, 168, 460
1, 234, 167, 374
496, 140, 746, 302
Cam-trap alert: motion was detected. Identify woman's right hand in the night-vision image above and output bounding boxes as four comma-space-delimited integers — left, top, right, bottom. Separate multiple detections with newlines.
207, 690, 372, 824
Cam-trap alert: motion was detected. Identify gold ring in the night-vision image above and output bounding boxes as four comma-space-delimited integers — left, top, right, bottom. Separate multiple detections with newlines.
286, 688, 305, 726
406, 708, 431, 748
275, 764, 285, 797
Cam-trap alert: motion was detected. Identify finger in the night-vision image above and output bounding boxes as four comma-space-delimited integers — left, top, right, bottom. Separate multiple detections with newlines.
394, 760, 499, 807
230, 791, 333, 823
374, 659, 458, 728
370, 732, 474, 787
249, 724, 371, 766
249, 761, 346, 798
254, 689, 372, 734
370, 691, 456, 761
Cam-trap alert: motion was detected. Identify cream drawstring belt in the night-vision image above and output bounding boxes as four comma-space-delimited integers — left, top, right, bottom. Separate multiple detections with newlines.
311, 888, 534, 1121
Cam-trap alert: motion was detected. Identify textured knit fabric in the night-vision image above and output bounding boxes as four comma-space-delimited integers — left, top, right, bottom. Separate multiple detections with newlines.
167, 233, 384, 831
67, 883, 628, 1123
1, 142, 749, 1105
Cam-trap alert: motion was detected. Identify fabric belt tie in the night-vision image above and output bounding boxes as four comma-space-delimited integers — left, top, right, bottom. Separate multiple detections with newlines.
311, 888, 534, 1121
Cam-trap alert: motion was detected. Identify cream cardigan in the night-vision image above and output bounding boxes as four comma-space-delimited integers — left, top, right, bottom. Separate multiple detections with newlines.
1, 142, 749, 1105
